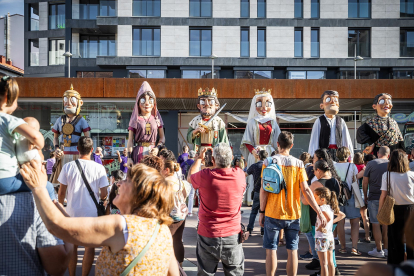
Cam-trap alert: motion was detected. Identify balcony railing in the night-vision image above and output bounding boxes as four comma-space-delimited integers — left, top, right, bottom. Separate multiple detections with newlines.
30, 52, 39, 66
30, 18, 39, 31
311, 2, 319, 18
400, 42, 414, 57
72, 1, 116, 19
189, 1, 212, 17
49, 51, 65, 65
311, 42, 320, 57
240, 41, 250, 57
257, 41, 266, 57
132, 40, 161, 56
240, 2, 249, 17
72, 42, 117, 58
294, 42, 303, 57
133, 0, 161, 16
189, 41, 212, 57
49, 15, 65, 29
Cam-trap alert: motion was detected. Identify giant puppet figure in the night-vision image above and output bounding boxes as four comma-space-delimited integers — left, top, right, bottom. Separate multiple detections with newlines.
50, 84, 91, 183
240, 88, 281, 205
187, 87, 229, 156
308, 90, 353, 161
127, 81, 165, 166
357, 93, 405, 156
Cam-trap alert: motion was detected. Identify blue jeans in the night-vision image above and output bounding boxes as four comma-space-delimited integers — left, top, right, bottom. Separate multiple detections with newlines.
0, 174, 56, 200
263, 217, 300, 250
309, 225, 337, 267
247, 191, 263, 233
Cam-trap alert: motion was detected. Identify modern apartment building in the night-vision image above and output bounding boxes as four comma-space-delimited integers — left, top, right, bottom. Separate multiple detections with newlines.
24, 0, 414, 79
1, 13, 24, 71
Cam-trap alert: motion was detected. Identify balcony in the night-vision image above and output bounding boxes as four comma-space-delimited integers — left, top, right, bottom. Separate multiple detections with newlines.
294, 42, 303, 57
132, 40, 161, 56
189, 41, 212, 57
30, 52, 39, 66
72, 41, 116, 58
240, 41, 249, 57
49, 15, 65, 29
311, 42, 320, 58
257, 41, 266, 57
72, 1, 116, 19
49, 51, 65, 65
30, 18, 39, 31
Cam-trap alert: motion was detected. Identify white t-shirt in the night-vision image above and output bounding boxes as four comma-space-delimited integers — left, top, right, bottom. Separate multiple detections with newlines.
315, 204, 334, 239
15, 135, 41, 164
381, 171, 414, 205
0, 113, 26, 178
334, 162, 357, 190
58, 159, 109, 217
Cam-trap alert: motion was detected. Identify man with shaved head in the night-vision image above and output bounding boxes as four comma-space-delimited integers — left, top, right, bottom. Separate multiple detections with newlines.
363, 146, 390, 258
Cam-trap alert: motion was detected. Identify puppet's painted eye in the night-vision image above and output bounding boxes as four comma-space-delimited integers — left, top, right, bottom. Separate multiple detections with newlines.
200, 99, 206, 105
266, 101, 272, 107
325, 97, 331, 103
255, 102, 263, 107
149, 99, 154, 104
140, 98, 146, 104
64, 97, 69, 104
70, 97, 78, 106
209, 99, 215, 106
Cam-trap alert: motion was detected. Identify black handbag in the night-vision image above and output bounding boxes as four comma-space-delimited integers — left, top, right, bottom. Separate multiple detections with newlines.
75, 160, 106, 216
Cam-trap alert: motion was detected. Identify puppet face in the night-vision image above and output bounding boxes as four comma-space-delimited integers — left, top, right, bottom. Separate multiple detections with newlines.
255, 95, 273, 116
139, 94, 155, 115
373, 94, 393, 117
320, 95, 339, 116
63, 93, 83, 116
197, 97, 219, 118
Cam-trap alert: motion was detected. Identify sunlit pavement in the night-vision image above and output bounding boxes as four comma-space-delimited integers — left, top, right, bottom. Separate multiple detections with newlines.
67, 206, 387, 276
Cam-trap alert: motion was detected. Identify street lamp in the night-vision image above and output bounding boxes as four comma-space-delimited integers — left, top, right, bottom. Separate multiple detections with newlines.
210, 54, 218, 79
353, 44, 363, 79
63, 51, 73, 78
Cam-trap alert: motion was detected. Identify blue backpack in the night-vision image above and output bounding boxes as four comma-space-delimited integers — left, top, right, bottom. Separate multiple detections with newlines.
262, 157, 287, 194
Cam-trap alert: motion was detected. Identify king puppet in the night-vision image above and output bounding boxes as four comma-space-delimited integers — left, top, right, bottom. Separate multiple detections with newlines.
50, 84, 91, 183
187, 87, 229, 159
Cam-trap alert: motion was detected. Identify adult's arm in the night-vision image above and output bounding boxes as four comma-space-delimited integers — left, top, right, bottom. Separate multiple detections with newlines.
21, 161, 126, 252
100, 186, 108, 201
362, 177, 369, 205
15, 124, 45, 150
83, 131, 90, 137
357, 168, 365, 179
187, 148, 208, 184
167, 254, 180, 276
308, 119, 320, 157
342, 119, 354, 158
58, 183, 67, 205
127, 130, 135, 167
53, 133, 60, 149
158, 128, 166, 144
378, 190, 387, 212
259, 182, 268, 227
301, 180, 327, 227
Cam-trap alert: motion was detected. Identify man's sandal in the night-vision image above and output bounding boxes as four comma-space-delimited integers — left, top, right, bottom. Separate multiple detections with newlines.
351, 248, 362, 256
338, 248, 347, 254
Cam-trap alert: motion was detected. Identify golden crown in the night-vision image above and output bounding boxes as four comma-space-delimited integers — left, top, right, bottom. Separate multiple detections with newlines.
254, 88, 272, 95
198, 87, 218, 97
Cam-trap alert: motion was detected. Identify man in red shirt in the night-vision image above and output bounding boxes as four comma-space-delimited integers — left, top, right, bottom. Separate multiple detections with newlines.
188, 143, 247, 276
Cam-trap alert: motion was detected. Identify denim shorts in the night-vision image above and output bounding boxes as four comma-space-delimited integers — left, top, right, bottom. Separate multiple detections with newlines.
339, 194, 361, 220
367, 200, 380, 224
263, 217, 300, 251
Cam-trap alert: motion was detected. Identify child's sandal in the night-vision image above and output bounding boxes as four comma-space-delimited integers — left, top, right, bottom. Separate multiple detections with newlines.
351, 248, 362, 256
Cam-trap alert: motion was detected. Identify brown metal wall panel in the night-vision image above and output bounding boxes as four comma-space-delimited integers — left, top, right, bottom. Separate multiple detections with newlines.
17, 78, 414, 100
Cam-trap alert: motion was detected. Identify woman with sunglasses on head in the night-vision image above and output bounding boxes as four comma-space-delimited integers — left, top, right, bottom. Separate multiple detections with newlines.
357, 93, 405, 157
127, 81, 165, 167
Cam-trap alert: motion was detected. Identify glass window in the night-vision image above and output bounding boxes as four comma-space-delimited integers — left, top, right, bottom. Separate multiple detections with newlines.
241, 28, 249, 57
30, 4, 39, 31
235, 70, 271, 79
29, 39, 39, 66
401, 0, 414, 17
257, 0, 266, 18
288, 71, 325, 79
80, 0, 99, 19
257, 28, 266, 57
311, 0, 319, 18
311, 28, 319, 58
339, 70, 377, 79
189, 29, 212, 57
348, 28, 370, 57
77, 72, 113, 77
294, 28, 303, 58
100, 0, 116, 16
400, 29, 414, 57
129, 70, 165, 78
49, 39, 65, 65
190, 0, 212, 17
79, 35, 116, 58
294, 0, 303, 18
307, 71, 325, 79
132, 0, 161, 16
241, 0, 249, 17
393, 70, 414, 79
132, 28, 161, 56
182, 70, 219, 79
348, 0, 371, 18
49, 4, 65, 30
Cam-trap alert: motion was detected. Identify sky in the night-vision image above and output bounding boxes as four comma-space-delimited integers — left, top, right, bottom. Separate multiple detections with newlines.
0, 0, 24, 16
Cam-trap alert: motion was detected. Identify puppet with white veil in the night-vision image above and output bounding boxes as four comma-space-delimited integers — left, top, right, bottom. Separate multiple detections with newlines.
240, 88, 281, 205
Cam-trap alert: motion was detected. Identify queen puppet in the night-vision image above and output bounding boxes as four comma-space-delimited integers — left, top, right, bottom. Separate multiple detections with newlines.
240, 88, 281, 205
127, 81, 165, 166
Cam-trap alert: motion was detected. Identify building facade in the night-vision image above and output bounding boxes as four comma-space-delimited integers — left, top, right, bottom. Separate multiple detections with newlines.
24, 0, 414, 79
1, 13, 24, 71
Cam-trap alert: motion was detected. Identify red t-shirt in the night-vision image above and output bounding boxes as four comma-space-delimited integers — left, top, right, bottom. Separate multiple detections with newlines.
190, 167, 246, 238
355, 164, 365, 173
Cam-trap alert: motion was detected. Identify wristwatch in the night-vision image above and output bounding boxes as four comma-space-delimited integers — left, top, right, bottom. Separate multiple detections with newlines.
259, 209, 265, 214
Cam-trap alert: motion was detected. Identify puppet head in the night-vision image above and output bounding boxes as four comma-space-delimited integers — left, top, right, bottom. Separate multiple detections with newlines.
372, 93, 392, 117
63, 84, 83, 116
254, 88, 273, 117
197, 87, 220, 119
320, 90, 339, 116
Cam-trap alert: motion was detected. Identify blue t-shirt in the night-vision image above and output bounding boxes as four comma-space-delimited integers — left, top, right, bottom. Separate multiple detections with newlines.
0, 113, 26, 178
52, 116, 90, 154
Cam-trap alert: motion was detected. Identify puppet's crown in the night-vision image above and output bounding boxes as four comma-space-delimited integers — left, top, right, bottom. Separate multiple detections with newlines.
198, 87, 217, 97
254, 88, 271, 95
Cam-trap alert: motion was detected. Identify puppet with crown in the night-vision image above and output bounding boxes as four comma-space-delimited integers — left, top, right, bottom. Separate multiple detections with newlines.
187, 87, 229, 154
240, 88, 281, 204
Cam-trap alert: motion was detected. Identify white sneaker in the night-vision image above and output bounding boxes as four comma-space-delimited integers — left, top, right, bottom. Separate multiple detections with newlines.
383, 249, 388, 257
368, 249, 385, 258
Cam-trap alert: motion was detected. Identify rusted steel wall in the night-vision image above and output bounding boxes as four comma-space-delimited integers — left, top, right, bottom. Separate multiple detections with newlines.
16, 78, 414, 99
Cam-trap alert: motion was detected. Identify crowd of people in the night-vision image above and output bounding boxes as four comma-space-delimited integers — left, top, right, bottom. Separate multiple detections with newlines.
1, 75, 414, 276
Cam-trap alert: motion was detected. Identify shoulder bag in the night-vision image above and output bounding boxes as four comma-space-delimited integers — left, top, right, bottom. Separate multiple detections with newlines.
75, 160, 106, 217
376, 171, 395, 226
338, 163, 352, 206
120, 222, 160, 276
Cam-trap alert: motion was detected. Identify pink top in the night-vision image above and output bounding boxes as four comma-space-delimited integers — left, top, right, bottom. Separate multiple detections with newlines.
190, 167, 246, 238
356, 164, 365, 173
128, 115, 163, 143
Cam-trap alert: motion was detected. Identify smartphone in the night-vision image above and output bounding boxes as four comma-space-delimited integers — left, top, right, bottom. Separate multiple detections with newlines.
204, 149, 213, 167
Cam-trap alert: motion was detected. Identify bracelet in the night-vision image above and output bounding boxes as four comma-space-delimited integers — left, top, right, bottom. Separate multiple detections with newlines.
259, 209, 265, 214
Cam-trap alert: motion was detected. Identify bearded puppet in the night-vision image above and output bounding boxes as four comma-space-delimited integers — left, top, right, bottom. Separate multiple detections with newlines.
357, 93, 404, 156
127, 81, 165, 166
50, 84, 91, 184
187, 87, 229, 155
240, 88, 281, 205
308, 90, 353, 161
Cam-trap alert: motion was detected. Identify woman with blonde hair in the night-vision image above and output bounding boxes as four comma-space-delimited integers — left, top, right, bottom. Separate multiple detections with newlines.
20, 161, 179, 276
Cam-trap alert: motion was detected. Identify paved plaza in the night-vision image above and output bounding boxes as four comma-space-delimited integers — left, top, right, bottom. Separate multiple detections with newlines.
68, 206, 387, 276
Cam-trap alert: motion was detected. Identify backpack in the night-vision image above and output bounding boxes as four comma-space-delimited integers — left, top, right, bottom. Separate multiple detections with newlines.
262, 157, 287, 194
338, 163, 352, 206
170, 177, 189, 222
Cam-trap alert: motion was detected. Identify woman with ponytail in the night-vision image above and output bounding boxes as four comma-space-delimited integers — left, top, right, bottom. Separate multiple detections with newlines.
313, 187, 345, 276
